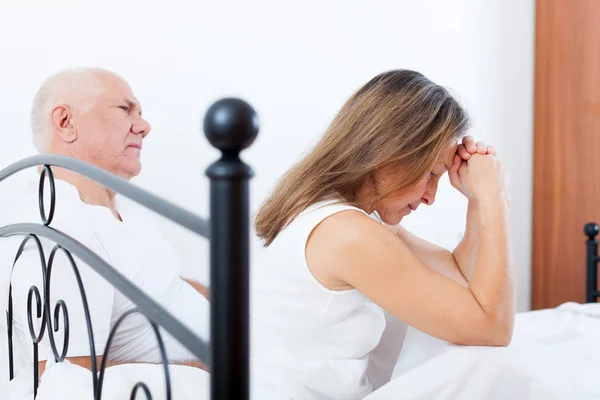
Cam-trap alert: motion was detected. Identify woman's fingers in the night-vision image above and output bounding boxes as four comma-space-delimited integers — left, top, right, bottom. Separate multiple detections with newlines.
476, 141, 487, 154
448, 154, 462, 187
451, 153, 462, 171
458, 137, 496, 160
462, 136, 478, 154
457, 144, 472, 160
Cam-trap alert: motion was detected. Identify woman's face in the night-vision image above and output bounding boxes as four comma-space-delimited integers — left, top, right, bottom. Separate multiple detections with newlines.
369, 143, 458, 225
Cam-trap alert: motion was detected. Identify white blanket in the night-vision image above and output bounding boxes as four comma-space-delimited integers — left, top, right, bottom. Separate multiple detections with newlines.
2, 302, 600, 399
2, 359, 210, 400
366, 302, 600, 400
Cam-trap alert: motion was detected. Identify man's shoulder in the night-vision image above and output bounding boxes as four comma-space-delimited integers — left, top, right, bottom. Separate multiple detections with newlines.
0, 176, 114, 253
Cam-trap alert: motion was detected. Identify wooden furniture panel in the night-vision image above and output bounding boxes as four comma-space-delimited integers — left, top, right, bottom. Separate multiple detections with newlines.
532, 0, 600, 309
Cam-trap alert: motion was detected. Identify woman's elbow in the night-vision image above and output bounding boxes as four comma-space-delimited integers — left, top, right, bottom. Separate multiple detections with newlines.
452, 315, 514, 347
487, 325, 514, 347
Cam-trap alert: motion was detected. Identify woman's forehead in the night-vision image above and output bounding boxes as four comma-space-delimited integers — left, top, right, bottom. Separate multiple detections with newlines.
437, 143, 458, 166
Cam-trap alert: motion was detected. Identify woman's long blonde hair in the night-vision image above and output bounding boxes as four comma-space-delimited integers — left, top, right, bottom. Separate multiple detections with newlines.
255, 69, 470, 246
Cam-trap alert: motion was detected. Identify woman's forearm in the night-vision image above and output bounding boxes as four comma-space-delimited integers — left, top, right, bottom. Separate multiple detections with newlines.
452, 200, 480, 281
467, 194, 515, 340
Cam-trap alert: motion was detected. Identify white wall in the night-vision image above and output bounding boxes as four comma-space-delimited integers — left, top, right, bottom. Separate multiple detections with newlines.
0, 0, 535, 311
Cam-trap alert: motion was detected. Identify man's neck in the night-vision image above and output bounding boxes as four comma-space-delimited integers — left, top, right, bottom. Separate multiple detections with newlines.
37, 164, 122, 221
39, 145, 128, 220
45, 166, 115, 207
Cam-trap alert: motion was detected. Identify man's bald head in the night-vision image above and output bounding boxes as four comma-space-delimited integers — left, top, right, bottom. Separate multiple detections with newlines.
30, 67, 151, 179
30, 68, 113, 152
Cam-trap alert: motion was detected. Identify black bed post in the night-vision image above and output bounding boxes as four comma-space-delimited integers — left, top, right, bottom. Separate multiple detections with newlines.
584, 222, 599, 303
204, 98, 259, 399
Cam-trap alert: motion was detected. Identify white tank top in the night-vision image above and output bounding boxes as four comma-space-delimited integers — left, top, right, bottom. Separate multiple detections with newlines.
251, 200, 387, 399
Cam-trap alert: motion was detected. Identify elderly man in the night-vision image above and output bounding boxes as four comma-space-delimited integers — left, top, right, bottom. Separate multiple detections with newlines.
2, 67, 210, 379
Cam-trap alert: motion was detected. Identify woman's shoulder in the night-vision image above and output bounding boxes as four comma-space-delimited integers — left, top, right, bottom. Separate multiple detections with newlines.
289, 199, 372, 239
298, 198, 369, 220
309, 205, 384, 246
304, 203, 401, 290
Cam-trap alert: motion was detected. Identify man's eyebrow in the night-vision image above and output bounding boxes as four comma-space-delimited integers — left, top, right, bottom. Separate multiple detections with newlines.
124, 98, 142, 116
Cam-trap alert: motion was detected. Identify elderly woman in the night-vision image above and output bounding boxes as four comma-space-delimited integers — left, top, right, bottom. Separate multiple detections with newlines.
251, 69, 513, 399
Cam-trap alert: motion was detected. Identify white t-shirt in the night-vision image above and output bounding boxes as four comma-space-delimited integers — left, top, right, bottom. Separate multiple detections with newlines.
0, 174, 209, 374
251, 200, 388, 399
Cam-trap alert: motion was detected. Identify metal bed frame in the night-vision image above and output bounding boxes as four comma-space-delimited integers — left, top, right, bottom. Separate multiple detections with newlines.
1, 98, 258, 399
585, 222, 600, 303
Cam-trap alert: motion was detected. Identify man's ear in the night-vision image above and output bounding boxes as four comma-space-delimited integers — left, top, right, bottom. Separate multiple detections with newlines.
50, 105, 78, 144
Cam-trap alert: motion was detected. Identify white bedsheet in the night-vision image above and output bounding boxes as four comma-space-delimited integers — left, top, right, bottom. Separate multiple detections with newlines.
2, 302, 599, 399
366, 302, 600, 400
2, 359, 210, 400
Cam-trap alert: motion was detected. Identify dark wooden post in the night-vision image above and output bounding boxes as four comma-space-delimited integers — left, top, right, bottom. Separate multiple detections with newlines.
204, 98, 258, 399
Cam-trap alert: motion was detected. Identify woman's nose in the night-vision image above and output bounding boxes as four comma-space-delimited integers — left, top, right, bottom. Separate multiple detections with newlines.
422, 182, 439, 206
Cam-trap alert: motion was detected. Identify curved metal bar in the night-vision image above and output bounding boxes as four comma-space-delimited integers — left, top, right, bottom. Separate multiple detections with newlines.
6, 287, 13, 380
38, 166, 56, 226
0, 155, 209, 238
50, 300, 69, 361
45, 244, 97, 392
6, 234, 48, 393
26, 286, 44, 344
0, 223, 209, 364
11, 235, 48, 343
130, 383, 152, 400
26, 285, 44, 396
97, 308, 171, 400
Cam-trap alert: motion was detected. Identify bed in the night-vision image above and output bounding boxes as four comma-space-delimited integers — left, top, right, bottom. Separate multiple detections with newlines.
0, 98, 256, 399
2, 96, 600, 399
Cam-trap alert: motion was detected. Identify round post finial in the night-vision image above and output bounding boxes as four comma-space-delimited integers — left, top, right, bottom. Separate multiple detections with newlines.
203, 98, 258, 152
584, 222, 599, 239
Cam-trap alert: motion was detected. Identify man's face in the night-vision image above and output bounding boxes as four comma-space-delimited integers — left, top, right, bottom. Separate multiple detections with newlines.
71, 73, 151, 179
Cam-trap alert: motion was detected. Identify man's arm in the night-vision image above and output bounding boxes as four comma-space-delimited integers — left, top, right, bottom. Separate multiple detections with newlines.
38, 356, 207, 379
183, 278, 210, 300
37, 277, 211, 379
37, 276, 212, 377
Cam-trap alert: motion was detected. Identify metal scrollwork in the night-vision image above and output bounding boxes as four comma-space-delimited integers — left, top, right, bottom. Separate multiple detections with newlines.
9, 234, 47, 397
5, 231, 173, 399
130, 382, 153, 400
97, 309, 172, 400
45, 244, 98, 393
38, 165, 56, 226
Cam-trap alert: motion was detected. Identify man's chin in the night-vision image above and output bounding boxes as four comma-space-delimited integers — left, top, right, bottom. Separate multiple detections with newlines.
119, 161, 142, 180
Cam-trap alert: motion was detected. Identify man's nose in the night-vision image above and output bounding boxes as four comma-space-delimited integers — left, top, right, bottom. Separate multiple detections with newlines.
132, 116, 151, 138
